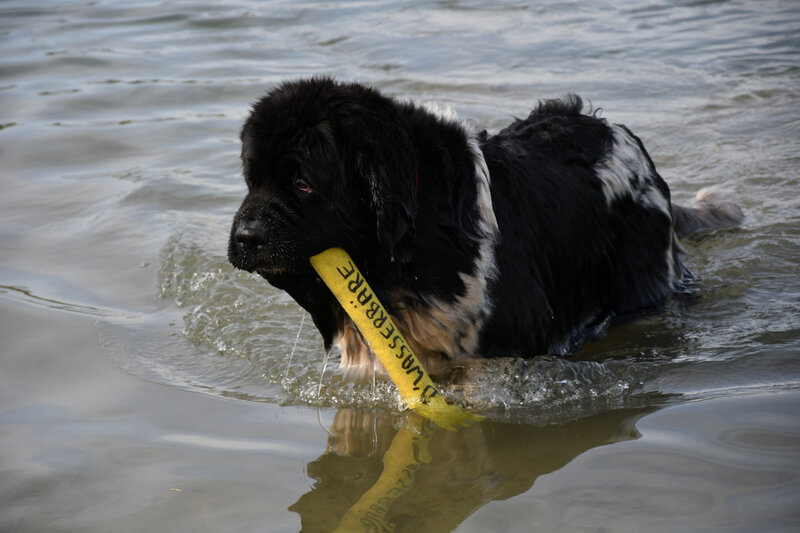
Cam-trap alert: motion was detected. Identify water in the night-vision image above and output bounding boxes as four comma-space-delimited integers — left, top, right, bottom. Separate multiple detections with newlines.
1, 0, 799, 531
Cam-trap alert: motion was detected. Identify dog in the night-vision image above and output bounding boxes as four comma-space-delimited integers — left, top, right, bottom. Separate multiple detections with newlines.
228, 77, 742, 378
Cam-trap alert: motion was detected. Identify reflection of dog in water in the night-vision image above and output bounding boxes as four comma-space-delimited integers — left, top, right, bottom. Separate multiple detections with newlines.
228, 78, 743, 378
289, 408, 653, 531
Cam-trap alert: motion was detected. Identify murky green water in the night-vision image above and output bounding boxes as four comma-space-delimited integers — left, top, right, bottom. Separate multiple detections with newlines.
2, 1, 799, 531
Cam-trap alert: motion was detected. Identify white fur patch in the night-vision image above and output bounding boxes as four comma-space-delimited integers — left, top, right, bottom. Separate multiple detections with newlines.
595, 125, 679, 290
694, 187, 745, 223
416, 100, 462, 124
595, 125, 671, 217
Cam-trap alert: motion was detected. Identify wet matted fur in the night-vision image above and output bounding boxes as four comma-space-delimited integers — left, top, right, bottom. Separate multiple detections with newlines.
228, 78, 742, 378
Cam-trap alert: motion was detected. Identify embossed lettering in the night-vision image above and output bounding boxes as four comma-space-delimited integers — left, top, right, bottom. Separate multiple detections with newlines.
347, 272, 364, 293
372, 310, 387, 329
381, 322, 395, 340
356, 287, 372, 306
336, 261, 356, 280
365, 301, 381, 319
388, 334, 401, 350
359, 514, 389, 532
396, 344, 410, 359
405, 365, 424, 386
420, 384, 439, 403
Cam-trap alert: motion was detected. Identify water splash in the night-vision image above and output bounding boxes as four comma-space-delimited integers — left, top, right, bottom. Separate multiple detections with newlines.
142, 232, 673, 420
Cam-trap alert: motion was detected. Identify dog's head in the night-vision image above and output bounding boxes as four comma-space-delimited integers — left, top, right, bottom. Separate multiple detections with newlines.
227, 78, 419, 347
228, 78, 419, 272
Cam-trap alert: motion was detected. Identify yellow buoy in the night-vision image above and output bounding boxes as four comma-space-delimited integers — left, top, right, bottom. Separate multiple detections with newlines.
310, 247, 481, 429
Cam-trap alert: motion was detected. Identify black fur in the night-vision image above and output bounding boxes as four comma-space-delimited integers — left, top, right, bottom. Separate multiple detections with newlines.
228, 78, 740, 374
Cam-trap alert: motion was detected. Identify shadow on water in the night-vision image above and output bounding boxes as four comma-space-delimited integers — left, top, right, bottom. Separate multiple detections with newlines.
291, 406, 654, 533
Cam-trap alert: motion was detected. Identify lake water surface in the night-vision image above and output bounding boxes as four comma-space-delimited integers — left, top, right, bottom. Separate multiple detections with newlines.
2, 1, 799, 531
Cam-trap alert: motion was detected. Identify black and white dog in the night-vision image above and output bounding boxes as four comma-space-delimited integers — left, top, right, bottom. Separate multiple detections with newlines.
228, 77, 742, 377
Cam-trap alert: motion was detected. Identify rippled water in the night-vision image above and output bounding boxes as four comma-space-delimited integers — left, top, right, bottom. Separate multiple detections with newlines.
2, 0, 799, 531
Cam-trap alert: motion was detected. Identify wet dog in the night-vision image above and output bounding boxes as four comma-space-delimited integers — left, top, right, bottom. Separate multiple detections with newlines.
228, 77, 742, 377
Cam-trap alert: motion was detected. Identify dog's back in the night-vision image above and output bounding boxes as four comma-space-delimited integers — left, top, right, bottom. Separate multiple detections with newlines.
477, 96, 736, 356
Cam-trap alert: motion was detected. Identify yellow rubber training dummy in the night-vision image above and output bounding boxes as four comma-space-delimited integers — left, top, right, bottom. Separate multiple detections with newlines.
310, 247, 481, 429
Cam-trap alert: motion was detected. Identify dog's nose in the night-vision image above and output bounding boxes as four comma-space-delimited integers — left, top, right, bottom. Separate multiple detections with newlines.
234, 223, 267, 248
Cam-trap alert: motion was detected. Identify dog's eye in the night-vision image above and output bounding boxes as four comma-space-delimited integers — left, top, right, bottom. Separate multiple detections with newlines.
294, 179, 313, 194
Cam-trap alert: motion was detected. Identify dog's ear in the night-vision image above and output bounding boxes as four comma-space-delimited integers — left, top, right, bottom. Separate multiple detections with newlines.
353, 121, 417, 259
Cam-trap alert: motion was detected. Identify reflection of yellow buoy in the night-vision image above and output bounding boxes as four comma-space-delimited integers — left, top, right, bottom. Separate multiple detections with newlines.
310, 247, 481, 429
332, 415, 432, 532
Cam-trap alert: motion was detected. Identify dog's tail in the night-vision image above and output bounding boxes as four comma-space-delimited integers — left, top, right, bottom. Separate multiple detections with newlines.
672, 187, 744, 238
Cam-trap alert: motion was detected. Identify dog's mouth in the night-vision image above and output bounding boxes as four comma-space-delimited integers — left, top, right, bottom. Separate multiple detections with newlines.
226, 229, 349, 352
255, 265, 293, 277
227, 239, 299, 277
